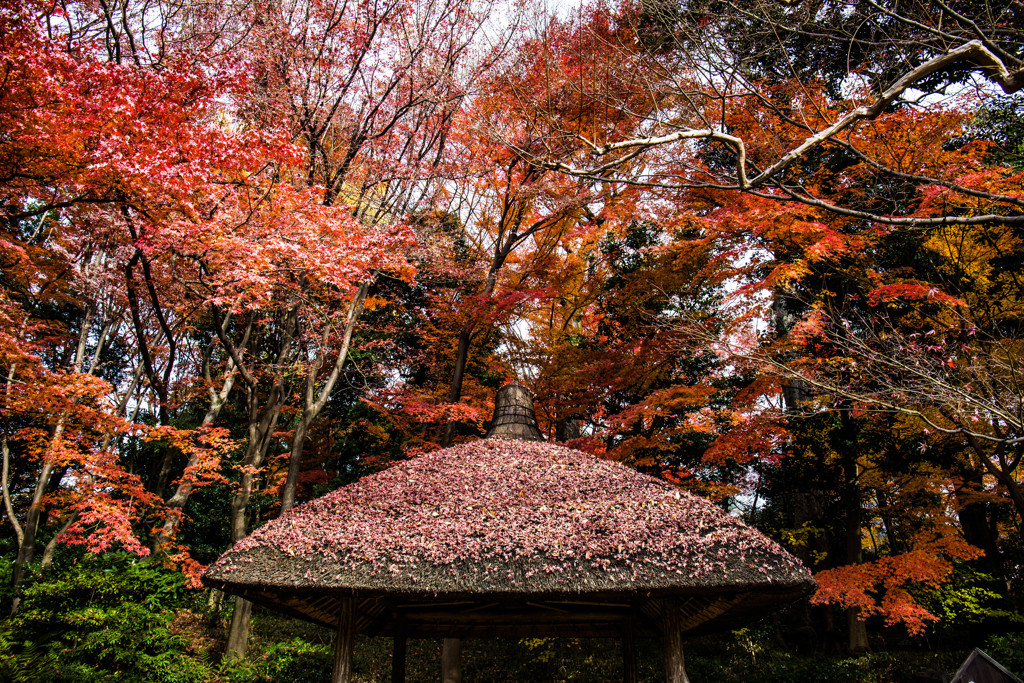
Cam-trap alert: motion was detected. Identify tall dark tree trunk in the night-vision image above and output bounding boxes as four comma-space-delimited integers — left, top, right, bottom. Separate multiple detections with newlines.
9, 457, 55, 615
440, 250, 509, 448
441, 328, 474, 447
955, 466, 998, 563
836, 408, 869, 654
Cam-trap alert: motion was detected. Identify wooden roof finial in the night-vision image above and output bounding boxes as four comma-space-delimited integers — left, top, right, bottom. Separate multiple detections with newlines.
485, 382, 544, 441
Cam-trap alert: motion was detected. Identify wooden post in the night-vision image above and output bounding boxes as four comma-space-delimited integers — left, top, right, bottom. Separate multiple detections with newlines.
441, 637, 462, 683
331, 598, 355, 683
622, 616, 638, 683
663, 597, 690, 683
391, 632, 407, 683
224, 597, 253, 662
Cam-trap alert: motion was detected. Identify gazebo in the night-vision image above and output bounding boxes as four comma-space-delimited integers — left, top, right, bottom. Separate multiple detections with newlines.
203, 383, 814, 682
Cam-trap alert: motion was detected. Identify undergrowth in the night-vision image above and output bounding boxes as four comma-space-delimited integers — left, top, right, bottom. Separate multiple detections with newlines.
2, 552, 1021, 682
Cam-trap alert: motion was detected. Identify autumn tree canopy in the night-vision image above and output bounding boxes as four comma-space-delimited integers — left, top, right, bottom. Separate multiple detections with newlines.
1, 0, 1023, 670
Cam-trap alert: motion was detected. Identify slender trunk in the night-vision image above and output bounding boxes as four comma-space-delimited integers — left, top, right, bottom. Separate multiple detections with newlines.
154, 444, 177, 501
441, 328, 473, 448
123, 212, 177, 432
447, 329, 474, 407
5, 287, 120, 613
9, 310, 92, 613
223, 306, 298, 661
2, 366, 23, 552
223, 395, 285, 663
41, 511, 79, 568
280, 419, 310, 512
281, 284, 368, 513
229, 389, 287, 543
225, 598, 254, 661
154, 318, 250, 553
440, 262, 503, 447
435, 193, 563, 446
10, 451, 56, 615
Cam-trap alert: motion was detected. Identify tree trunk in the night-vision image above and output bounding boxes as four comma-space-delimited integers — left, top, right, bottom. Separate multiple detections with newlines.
9, 458, 54, 615
154, 318, 248, 553
222, 306, 298, 660
224, 597, 253, 661
281, 283, 368, 513
41, 511, 78, 569
954, 467, 998, 562
441, 329, 474, 447
280, 418, 311, 511
838, 411, 869, 654
7, 310, 111, 614
440, 249, 510, 448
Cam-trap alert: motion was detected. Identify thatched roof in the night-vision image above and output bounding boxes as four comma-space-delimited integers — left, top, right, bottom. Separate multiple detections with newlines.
203, 437, 814, 637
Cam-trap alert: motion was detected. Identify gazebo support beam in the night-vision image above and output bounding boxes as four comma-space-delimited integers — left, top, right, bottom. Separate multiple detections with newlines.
663, 598, 690, 683
623, 620, 637, 683
331, 598, 355, 683
441, 637, 462, 683
391, 632, 407, 683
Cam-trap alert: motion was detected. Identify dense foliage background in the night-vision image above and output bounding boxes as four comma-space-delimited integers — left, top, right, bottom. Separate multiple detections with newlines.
1, 0, 1022, 678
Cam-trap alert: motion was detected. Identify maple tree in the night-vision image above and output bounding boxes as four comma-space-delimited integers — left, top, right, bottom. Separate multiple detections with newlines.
0, 0, 221, 608
403, 7, 670, 448
488, 1, 1024, 651
686, 107, 1023, 650
542, 1, 1023, 226
1, 0, 409, 612
199, 0, 505, 659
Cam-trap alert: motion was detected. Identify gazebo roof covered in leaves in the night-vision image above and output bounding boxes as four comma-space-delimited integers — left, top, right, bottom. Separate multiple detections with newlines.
203, 384, 814, 642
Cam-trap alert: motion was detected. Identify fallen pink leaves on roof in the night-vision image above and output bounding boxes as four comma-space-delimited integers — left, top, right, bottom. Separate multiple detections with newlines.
219, 439, 806, 586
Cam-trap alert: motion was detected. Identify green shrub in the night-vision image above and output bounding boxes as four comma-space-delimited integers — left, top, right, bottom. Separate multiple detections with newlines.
0, 551, 213, 683
917, 564, 1021, 633
983, 632, 1024, 676
225, 637, 333, 682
